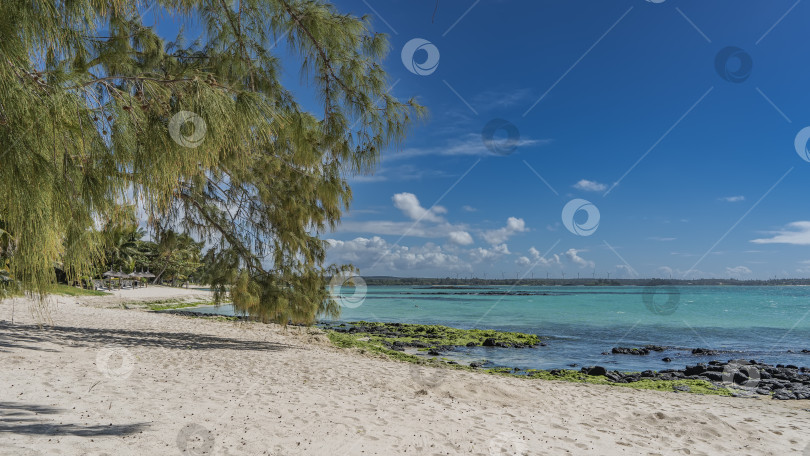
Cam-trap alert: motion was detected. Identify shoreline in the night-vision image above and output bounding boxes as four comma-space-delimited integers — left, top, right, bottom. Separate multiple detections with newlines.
2, 288, 809, 455
150, 306, 810, 400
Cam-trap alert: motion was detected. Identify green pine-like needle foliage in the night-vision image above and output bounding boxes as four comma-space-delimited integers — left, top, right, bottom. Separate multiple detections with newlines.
0, 0, 423, 323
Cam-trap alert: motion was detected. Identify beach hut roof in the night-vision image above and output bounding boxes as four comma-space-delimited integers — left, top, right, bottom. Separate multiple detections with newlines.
142, 270, 156, 278
102, 269, 116, 277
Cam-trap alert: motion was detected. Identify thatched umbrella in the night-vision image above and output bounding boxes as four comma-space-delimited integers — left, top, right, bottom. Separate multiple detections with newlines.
101, 269, 117, 289
141, 270, 155, 288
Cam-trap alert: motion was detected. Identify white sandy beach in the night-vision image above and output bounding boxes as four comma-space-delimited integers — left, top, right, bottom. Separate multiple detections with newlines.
1, 287, 808, 455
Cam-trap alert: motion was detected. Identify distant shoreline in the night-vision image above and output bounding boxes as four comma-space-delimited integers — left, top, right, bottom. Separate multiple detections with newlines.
360, 277, 810, 286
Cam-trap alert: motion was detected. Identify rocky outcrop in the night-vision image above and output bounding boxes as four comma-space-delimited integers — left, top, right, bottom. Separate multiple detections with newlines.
580, 360, 810, 400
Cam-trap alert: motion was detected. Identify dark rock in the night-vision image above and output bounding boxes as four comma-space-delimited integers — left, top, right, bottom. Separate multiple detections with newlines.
691, 348, 717, 356
469, 361, 484, 368
773, 389, 797, 400
755, 387, 772, 395
673, 384, 690, 392
684, 364, 707, 376
644, 345, 666, 352
427, 349, 441, 356
584, 366, 607, 376
702, 371, 724, 382
465, 342, 476, 347
482, 338, 496, 347
661, 357, 672, 363
640, 370, 656, 378
612, 347, 650, 356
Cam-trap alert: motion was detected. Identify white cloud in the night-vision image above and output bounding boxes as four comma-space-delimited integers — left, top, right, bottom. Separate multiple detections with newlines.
527, 246, 560, 266
657, 266, 674, 277
448, 231, 474, 246
516, 256, 531, 266
482, 217, 528, 244
726, 265, 752, 277
469, 244, 510, 263
751, 221, 810, 245
462, 205, 477, 212
326, 237, 469, 273
564, 248, 594, 269
614, 265, 636, 278
392, 193, 446, 223
573, 179, 607, 192
719, 196, 745, 202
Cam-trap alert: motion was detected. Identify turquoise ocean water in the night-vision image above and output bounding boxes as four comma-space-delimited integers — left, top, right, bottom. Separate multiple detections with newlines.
188, 285, 810, 372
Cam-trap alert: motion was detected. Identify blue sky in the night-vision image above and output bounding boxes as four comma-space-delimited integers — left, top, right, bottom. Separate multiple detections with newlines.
155, 1, 810, 279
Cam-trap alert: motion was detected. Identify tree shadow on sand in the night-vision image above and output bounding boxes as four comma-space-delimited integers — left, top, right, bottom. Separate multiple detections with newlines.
0, 321, 297, 353
0, 401, 148, 436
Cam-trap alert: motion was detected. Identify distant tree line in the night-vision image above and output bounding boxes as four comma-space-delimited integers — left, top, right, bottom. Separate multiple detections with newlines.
361, 277, 810, 287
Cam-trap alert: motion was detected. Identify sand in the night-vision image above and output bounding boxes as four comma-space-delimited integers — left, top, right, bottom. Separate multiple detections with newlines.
0, 287, 808, 456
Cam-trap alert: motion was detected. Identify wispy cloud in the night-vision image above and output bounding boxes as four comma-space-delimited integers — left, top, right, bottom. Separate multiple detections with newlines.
471, 88, 535, 111
751, 221, 810, 245
389, 133, 552, 160
719, 195, 745, 202
573, 179, 607, 192
648, 236, 676, 241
